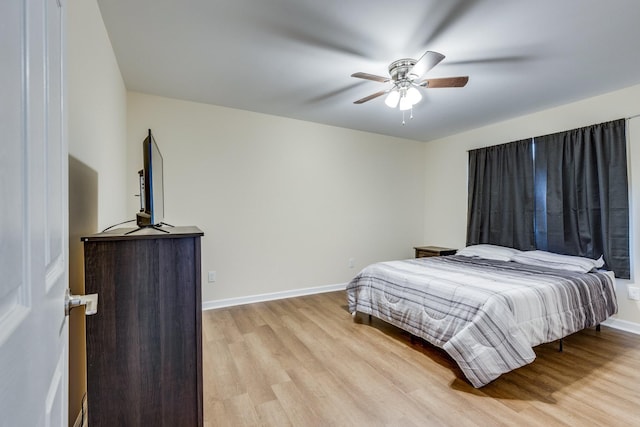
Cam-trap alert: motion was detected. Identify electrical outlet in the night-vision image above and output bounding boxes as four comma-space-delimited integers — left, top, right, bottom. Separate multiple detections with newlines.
348, 258, 355, 269
628, 286, 640, 301
208, 271, 217, 283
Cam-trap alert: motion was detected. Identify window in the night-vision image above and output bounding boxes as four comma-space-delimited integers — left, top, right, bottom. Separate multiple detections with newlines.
468, 119, 629, 278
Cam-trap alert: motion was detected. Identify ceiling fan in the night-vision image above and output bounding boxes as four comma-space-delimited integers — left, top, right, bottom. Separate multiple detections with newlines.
351, 50, 468, 120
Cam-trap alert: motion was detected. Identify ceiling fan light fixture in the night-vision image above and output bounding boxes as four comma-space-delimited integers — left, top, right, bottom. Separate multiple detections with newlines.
351, 50, 467, 123
385, 89, 400, 108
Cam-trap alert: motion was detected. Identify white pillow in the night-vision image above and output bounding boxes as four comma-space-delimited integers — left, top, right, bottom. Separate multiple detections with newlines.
456, 244, 522, 262
511, 250, 604, 273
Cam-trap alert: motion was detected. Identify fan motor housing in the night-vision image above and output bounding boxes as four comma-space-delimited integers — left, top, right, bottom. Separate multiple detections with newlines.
388, 58, 417, 82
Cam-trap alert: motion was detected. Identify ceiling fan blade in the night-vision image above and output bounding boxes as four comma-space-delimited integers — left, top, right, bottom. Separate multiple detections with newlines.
409, 51, 445, 77
354, 90, 388, 104
419, 76, 469, 88
351, 72, 390, 83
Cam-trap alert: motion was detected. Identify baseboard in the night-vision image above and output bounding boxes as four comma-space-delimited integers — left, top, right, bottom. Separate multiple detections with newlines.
601, 317, 640, 335
202, 282, 347, 311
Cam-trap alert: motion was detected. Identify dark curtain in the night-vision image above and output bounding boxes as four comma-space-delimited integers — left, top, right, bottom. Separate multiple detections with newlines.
467, 139, 535, 250
535, 119, 629, 278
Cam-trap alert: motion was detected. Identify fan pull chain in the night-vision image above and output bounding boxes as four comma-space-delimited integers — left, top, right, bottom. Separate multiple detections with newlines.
401, 107, 415, 125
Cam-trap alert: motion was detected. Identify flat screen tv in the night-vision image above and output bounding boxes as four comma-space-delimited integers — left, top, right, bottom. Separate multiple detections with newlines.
136, 129, 164, 228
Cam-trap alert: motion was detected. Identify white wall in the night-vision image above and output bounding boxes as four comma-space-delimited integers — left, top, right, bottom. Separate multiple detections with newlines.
126, 92, 426, 304
68, 0, 128, 230
67, 0, 128, 423
423, 83, 640, 328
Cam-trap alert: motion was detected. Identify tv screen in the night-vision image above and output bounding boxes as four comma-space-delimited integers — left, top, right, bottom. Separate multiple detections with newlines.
136, 129, 164, 227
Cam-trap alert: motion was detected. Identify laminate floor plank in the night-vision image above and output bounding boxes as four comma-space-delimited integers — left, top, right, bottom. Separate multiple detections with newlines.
254, 399, 293, 427
250, 302, 286, 330
227, 338, 281, 406
202, 338, 245, 401
202, 290, 640, 427
241, 329, 292, 387
223, 393, 261, 426
271, 380, 324, 426
311, 368, 381, 426
206, 308, 244, 344
229, 306, 261, 335
203, 400, 226, 427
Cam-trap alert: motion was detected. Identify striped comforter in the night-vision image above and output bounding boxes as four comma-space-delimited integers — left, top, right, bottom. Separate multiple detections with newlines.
346, 255, 618, 387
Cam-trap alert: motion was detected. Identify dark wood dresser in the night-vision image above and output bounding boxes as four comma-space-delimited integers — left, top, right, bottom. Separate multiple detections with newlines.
414, 245, 457, 258
82, 226, 204, 427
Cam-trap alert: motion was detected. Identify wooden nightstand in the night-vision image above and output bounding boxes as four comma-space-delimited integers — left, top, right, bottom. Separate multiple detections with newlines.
414, 245, 457, 258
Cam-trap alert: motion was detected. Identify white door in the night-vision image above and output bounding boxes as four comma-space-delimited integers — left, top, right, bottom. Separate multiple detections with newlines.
0, 0, 69, 426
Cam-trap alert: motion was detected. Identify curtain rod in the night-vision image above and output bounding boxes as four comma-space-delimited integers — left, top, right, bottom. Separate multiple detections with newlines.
466, 116, 640, 151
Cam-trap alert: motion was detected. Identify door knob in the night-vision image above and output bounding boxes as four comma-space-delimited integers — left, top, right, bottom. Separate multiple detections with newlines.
65, 288, 98, 316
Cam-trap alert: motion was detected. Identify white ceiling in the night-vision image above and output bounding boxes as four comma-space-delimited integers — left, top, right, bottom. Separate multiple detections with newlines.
96, 0, 640, 142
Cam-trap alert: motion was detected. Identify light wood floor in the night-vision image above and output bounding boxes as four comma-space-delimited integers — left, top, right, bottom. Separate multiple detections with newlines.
202, 291, 640, 426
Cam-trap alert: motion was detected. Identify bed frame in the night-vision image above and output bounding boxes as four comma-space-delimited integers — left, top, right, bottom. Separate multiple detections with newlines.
357, 312, 601, 352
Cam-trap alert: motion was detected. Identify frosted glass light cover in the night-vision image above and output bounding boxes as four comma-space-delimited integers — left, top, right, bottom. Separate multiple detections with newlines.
385, 90, 400, 108
406, 87, 422, 105
399, 96, 413, 111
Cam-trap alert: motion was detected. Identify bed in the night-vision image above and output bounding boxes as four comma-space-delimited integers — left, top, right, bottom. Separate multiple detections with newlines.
346, 248, 618, 387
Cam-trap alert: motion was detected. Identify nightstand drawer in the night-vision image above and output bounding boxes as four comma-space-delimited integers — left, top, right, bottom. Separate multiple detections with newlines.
414, 246, 457, 258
